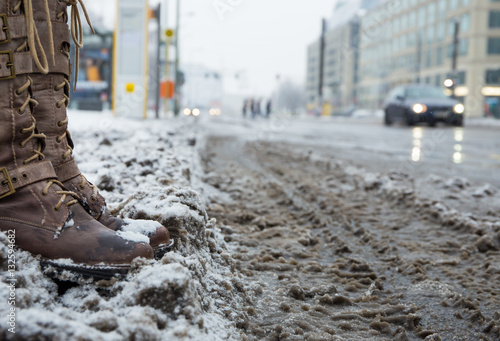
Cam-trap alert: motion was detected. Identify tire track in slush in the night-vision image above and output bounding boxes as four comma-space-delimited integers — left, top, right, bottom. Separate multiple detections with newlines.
200, 136, 499, 341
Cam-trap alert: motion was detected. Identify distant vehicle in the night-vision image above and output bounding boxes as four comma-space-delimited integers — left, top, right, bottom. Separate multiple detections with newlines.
181, 64, 222, 118
383, 84, 464, 127
183, 105, 221, 117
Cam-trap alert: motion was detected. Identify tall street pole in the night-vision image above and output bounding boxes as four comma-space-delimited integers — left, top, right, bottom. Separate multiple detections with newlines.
164, 33, 171, 116
451, 19, 460, 99
174, 0, 180, 116
155, 4, 161, 119
318, 18, 327, 115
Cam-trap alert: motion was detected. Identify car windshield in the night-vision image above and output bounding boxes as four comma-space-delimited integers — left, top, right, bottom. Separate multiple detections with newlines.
405, 87, 448, 99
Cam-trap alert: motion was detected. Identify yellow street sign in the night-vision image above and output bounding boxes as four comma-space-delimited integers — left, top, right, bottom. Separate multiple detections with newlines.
125, 83, 135, 93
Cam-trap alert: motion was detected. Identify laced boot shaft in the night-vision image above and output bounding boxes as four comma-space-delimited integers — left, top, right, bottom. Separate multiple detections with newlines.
27, 0, 172, 256
0, 1, 154, 274
26, 0, 107, 221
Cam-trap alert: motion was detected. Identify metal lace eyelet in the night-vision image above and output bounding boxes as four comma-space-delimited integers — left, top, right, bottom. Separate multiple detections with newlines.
22, 173, 28, 179
17, 108, 25, 115
57, 121, 63, 127
11, 177, 18, 183
41, 191, 47, 197
91, 196, 97, 202
53, 206, 61, 212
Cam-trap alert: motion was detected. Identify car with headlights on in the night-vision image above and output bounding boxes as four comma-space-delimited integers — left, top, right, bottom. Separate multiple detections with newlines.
183, 105, 222, 118
383, 84, 464, 127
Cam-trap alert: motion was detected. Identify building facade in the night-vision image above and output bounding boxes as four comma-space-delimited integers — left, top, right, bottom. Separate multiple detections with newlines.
307, 0, 500, 118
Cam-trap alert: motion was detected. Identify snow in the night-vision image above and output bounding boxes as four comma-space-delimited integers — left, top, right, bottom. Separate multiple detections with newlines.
116, 230, 150, 244
0, 111, 243, 340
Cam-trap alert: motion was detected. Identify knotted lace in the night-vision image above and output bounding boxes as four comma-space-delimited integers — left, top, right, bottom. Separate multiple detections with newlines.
14, 0, 54, 73
42, 179, 78, 210
15, 0, 94, 85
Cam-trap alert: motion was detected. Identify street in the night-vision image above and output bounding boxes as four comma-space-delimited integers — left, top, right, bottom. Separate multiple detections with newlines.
194, 114, 500, 340
199, 115, 500, 187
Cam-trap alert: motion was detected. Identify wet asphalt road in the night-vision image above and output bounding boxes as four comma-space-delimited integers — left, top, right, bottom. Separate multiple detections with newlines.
201, 116, 500, 188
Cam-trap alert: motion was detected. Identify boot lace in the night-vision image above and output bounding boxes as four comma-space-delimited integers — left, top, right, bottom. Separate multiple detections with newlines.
16, 78, 79, 209
79, 175, 99, 202
54, 79, 73, 160
13, 0, 54, 73
56, 0, 95, 91
42, 180, 78, 210
13, 0, 94, 85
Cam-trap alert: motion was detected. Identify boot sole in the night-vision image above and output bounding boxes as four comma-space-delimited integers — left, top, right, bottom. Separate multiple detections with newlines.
40, 260, 130, 281
153, 239, 175, 260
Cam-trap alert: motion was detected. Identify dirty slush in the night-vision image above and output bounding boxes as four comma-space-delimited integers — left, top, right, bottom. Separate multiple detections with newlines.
201, 136, 499, 341
1, 116, 499, 340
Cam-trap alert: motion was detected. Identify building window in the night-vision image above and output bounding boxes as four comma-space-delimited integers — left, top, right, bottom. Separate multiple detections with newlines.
438, 0, 447, 16
461, 13, 470, 32
427, 26, 434, 44
428, 2, 436, 24
436, 46, 443, 65
409, 11, 416, 27
490, 11, 500, 28
448, 19, 459, 37
486, 69, 500, 84
426, 50, 433, 68
418, 7, 426, 27
460, 38, 468, 55
448, 71, 466, 85
488, 38, 500, 54
437, 22, 445, 42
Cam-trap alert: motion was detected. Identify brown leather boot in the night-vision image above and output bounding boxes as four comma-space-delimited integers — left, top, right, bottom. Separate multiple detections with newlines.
0, 1, 153, 279
27, 0, 173, 258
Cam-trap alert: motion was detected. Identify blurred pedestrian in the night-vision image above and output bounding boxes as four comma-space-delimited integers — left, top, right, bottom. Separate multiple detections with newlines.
255, 99, 262, 118
250, 98, 257, 119
242, 99, 248, 118
266, 99, 272, 118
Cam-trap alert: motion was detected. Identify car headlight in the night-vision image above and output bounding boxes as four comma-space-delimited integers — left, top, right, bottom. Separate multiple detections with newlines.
453, 103, 465, 114
183, 108, 191, 116
412, 104, 427, 114
192, 108, 200, 116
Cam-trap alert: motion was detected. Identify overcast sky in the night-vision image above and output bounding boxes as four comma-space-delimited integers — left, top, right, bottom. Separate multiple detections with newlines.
85, 0, 336, 96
